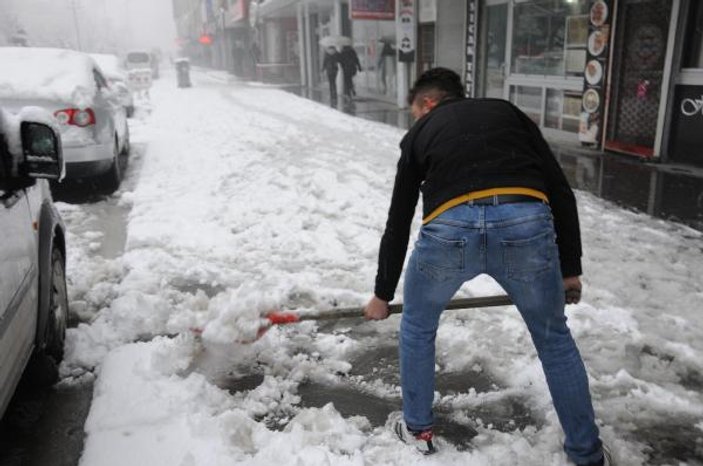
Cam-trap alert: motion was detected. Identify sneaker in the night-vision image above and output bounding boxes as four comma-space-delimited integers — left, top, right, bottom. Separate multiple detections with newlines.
579, 443, 614, 466
390, 413, 437, 455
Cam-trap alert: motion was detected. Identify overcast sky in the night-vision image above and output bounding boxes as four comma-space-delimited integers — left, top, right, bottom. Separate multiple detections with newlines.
0, 0, 177, 55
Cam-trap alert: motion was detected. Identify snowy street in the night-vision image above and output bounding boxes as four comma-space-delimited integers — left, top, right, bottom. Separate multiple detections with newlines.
41, 71, 703, 465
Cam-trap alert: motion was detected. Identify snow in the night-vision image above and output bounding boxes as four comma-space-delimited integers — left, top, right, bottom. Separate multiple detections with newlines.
89, 53, 127, 82
0, 47, 97, 107
0, 107, 22, 162
0, 105, 61, 174
57, 71, 703, 466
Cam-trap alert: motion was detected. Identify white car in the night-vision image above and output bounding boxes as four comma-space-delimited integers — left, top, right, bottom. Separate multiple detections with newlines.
90, 53, 135, 118
0, 106, 68, 418
0, 47, 130, 194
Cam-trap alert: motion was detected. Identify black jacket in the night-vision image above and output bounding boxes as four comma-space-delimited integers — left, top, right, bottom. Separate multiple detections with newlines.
322, 52, 340, 75
374, 97, 582, 301
340, 47, 362, 76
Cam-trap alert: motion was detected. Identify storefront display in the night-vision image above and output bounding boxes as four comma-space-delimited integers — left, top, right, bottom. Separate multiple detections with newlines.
511, 0, 589, 76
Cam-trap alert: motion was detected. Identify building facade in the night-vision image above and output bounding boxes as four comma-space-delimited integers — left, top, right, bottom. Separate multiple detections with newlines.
174, 0, 703, 168
407, 0, 703, 167
172, 0, 255, 75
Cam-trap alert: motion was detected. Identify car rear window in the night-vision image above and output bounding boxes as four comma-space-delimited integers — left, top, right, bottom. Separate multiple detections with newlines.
127, 52, 150, 63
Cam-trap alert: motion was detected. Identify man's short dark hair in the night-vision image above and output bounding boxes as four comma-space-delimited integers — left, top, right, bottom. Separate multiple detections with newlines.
408, 68, 465, 105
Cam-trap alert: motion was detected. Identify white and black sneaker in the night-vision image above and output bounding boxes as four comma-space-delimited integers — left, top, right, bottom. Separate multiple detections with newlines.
578, 443, 614, 466
389, 412, 437, 455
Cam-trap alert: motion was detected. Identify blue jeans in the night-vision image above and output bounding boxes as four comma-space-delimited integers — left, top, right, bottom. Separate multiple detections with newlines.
400, 202, 601, 464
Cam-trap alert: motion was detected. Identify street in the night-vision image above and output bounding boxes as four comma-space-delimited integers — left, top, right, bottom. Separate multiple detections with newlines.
2, 69, 703, 466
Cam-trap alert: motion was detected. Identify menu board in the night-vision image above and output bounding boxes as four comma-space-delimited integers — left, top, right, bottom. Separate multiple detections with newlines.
578, 0, 612, 145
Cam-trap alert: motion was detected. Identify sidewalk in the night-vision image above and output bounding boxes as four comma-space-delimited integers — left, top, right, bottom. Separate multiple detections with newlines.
287, 85, 703, 232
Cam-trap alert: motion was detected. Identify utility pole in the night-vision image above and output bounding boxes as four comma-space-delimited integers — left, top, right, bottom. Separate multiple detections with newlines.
70, 0, 83, 51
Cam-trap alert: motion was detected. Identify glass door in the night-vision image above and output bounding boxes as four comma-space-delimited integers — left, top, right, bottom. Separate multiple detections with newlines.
605, 0, 672, 158
479, 2, 508, 98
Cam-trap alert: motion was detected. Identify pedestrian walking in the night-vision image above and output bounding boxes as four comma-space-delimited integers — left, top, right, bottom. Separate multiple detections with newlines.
322, 46, 340, 106
364, 68, 611, 466
378, 40, 394, 94
340, 45, 362, 102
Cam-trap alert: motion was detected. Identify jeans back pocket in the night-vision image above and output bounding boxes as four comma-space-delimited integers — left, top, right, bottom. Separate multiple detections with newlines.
414, 228, 465, 281
502, 230, 555, 283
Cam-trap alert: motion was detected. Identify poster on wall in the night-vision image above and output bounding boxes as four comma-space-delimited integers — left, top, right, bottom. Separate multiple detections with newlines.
578, 0, 612, 145
351, 0, 395, 20
397, 0, 416, 62
464, 0, 478, 97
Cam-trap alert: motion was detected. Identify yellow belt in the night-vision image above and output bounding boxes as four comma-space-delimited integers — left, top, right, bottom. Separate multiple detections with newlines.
423, 187, 549, 224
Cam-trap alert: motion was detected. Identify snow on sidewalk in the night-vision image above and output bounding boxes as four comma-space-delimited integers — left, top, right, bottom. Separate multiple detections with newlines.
61, 73, 703, 466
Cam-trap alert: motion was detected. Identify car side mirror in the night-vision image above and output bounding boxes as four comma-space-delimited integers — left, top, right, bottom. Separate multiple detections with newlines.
20, 122, 64, 180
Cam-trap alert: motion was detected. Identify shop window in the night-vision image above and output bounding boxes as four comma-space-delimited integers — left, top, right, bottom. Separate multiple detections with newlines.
511, 0, 589, 76
545, 89, 581, 133
510, 85, 542, 123
682, 0, 703, 69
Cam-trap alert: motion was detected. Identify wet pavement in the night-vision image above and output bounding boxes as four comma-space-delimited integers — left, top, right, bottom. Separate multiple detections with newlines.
0, 380, 94, 466
286, 84, 703, 232
194, 319, 703, 464
195, 320, 540, 454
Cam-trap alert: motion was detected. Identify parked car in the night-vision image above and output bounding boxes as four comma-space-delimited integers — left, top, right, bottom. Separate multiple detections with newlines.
0, 105, 68, 419
125, 50, 158, 79
0, 47, 130, 194
90, 53, 135, 117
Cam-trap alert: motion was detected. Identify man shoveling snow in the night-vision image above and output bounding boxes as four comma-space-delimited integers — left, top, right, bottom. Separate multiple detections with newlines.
363, 68, 612, 466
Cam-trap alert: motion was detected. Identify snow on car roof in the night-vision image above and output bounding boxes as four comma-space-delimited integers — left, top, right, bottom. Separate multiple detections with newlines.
90, 53, 126, 81
0, 47, 98, 107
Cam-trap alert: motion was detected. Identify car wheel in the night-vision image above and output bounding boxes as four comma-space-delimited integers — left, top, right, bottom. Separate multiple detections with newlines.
45, 247, 68, 362
25, 246, 68, 387
99, 139, 122, 194
122, 125, 131, 156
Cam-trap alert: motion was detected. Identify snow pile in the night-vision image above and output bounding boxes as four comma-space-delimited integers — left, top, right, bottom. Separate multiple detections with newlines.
0, 47, 97, 107
198, 287, 279, 344
60, 72, 703, 465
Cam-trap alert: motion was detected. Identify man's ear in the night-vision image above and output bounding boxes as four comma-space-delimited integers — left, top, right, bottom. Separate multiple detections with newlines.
423, 96, 440, 111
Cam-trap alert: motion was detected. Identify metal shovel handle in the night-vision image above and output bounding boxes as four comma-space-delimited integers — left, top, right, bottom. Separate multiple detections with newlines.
266, 295, 513, 325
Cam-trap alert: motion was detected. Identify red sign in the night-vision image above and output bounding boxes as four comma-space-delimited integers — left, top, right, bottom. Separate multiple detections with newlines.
351, 0, 395, 20
199, 34, 213, 45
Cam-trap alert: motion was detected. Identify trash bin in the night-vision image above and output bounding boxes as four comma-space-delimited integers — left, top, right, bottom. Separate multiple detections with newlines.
175, 58, 191, 88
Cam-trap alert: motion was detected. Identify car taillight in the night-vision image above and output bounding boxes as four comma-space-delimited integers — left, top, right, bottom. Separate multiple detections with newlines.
54, 108, 96, 127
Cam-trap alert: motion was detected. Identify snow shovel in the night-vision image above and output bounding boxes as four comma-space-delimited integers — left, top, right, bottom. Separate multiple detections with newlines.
193, 295, 513, 343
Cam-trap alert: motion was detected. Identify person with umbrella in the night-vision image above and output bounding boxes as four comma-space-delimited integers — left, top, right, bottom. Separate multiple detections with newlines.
340, 45, 362, 102
321, 46, 341, 106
